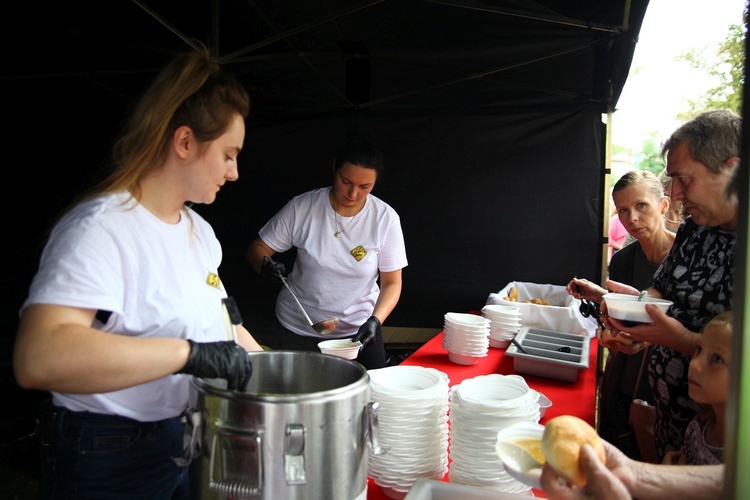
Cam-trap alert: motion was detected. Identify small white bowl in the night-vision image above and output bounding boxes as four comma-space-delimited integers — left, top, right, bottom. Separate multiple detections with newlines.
489, 338, 511, 349
495, 422, 546, 489
317, 339, 361, 360
368, 366, 446, 395
603, 293, 673, 324
444, 312, 491, 327
448, 351, 483, 365
537, 392, 553, 417
457, 375, 535, 408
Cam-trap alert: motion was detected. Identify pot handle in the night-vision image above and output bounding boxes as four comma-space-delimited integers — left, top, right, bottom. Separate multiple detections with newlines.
285, 424, 306, 484
209, 428, 263, 496
364, 401, 390, 456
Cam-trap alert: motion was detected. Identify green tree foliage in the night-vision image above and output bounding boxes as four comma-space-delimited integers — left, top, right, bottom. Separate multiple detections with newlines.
637, 131, 666, 175
678, 20, 745, 117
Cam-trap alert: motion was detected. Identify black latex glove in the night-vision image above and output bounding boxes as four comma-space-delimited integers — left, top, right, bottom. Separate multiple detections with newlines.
353, 316, 381, 346
176, 340, 253, 391
260, 256, 286, 283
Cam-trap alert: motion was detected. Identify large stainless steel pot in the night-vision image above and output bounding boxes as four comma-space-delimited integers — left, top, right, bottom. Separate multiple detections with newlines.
178, 350, 387, 500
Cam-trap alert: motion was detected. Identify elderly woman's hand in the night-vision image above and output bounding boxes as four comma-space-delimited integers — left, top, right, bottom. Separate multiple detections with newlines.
606, 307, 691, 354
541, 441, 633, 500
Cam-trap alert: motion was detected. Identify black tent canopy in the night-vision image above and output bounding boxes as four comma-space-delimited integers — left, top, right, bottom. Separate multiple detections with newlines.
5, 0, 649, 328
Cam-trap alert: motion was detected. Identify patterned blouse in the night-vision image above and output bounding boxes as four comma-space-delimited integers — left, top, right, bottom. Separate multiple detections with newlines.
649, 217, 735, 461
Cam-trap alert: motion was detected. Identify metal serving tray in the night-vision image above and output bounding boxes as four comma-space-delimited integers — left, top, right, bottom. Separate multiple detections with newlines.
505, 326, 590, 382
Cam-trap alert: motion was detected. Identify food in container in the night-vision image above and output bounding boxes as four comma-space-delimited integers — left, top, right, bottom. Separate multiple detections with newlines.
602, 292, 673, 326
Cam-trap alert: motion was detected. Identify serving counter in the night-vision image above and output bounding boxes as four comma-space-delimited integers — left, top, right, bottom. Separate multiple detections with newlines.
366, 330, 600, 499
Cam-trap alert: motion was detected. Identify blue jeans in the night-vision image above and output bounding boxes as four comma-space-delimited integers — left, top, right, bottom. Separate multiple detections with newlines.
39, 402, 189, 499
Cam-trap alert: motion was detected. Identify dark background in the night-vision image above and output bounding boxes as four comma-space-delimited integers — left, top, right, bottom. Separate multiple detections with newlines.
1, 0, 648, 448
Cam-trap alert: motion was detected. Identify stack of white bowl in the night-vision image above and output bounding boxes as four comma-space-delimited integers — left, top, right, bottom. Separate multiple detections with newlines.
367, 366, 451, 500
481, 303, 523, 348
442, 312, 490, 365
448, 374, 541, 494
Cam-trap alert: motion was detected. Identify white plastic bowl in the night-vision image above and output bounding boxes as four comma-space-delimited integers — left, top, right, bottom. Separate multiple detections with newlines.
489, 338, 511, 349
495, 422, 546, 489
368, 366, 446, 394
448, 351, 483, 365
317, 339, 361, 359
603, 292, 673, 324
457, 374, 535, 408
537, 392, 553, 417
444, 312, 491, 327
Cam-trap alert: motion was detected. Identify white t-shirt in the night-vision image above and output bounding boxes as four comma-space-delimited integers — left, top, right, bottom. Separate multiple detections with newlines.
22, 192, 230, 421
259, 187, 408, 338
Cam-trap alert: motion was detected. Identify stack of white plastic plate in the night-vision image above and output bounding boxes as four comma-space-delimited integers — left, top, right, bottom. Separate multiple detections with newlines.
481, 304, 523, 348
448, 374, 541, 495
367, 366, 451, 500
442, 312, 490, 365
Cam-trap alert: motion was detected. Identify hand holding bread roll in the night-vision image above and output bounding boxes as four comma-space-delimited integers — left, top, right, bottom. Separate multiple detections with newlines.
541, 415, 606, 486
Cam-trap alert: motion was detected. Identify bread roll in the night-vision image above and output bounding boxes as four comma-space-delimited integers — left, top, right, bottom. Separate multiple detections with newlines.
612, 334, 634, 345
607, 333, 633, 345
541, 415, 605, 486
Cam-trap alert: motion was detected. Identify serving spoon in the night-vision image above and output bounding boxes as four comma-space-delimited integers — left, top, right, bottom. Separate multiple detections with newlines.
266, 256, 339, 335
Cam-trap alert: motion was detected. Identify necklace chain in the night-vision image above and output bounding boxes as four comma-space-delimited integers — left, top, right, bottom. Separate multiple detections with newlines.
333, 201, 364, 238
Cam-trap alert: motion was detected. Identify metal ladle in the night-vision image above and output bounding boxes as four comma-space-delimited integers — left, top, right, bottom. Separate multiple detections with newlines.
265, 256, 340, 335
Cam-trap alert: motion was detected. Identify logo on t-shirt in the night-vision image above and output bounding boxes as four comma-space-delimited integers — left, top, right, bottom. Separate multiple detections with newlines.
350, 246, 367, 261
206, 272, 221, 289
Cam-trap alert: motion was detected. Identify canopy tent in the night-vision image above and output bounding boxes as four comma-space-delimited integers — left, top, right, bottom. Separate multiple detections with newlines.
4, 0, 649, 331
7, 5, 750, 497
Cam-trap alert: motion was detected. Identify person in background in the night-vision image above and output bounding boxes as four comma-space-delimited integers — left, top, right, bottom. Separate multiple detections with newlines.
663, 310, 732, 466
247, 137, 408, 369
13, 46, 263, 499
602, 109, 739, 461
659, 169, 686, 232
608, 206, 629, 262
569, 169, 675, 460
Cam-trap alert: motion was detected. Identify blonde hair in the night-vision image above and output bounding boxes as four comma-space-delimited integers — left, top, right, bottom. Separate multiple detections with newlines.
88, 44, 250, 201
704, 310, 733, 333
694, 310, 733, 420
612, 170, 665, 200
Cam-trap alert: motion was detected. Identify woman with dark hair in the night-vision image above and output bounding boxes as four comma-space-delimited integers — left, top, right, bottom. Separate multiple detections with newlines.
13, 45, 262, 498
247, 137, 408, 369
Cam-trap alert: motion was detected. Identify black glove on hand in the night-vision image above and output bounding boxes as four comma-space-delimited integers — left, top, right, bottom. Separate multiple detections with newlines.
260, 256, 286, 283
177, 340, 253, 391
353, 316, 381, 346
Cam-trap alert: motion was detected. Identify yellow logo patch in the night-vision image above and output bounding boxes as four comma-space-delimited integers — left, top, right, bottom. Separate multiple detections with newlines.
350, 246, 367, 261
206, 272, 221, 289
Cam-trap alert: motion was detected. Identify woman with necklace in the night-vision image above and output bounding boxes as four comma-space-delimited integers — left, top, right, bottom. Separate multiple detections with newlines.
247, 137, 407, 369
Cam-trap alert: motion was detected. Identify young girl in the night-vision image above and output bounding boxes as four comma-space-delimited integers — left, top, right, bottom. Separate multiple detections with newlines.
663, 310, 732, 465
